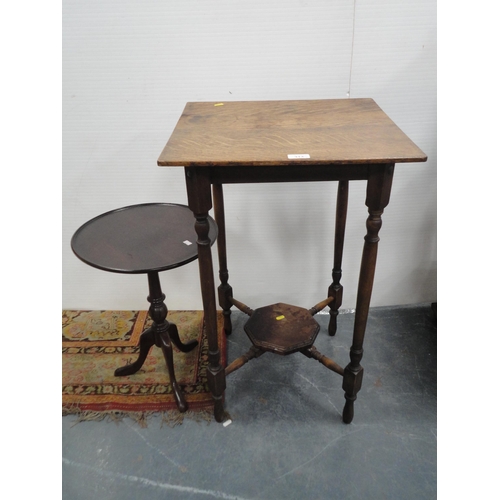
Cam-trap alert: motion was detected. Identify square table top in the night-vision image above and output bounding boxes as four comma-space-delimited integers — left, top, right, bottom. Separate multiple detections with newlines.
157, 98, 427, 167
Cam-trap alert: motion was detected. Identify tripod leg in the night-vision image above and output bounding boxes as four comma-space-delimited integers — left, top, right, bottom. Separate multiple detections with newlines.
159, 331, 188, 413
114, 327, 155, 376
168, 322, 198, 353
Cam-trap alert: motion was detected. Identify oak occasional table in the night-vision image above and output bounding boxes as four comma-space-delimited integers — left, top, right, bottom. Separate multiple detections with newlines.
158, 99, 427, 423
71, 203, 217, 412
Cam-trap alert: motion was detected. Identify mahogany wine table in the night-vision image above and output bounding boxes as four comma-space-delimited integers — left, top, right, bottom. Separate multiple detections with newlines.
71, 203, 217, 412
158, 99, 427, 423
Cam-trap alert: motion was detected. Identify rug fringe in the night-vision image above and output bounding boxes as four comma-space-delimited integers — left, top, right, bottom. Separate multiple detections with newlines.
63, 406, 214, 428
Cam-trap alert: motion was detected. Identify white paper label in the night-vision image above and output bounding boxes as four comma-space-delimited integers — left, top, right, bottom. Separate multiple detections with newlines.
183, 240, 193, 246
287, 154, 310, 159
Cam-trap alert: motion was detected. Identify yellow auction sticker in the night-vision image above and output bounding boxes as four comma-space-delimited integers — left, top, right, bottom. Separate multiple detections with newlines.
276, 315, 285, 321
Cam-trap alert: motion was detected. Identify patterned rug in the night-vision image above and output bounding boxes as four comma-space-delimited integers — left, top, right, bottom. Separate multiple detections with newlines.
62, 310, 225, 425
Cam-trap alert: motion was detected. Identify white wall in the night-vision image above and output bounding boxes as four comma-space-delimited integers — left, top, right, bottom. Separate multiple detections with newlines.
62, 0, 436, 311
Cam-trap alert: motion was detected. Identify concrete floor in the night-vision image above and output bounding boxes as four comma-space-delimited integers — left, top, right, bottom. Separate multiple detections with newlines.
62, 304, 437, 499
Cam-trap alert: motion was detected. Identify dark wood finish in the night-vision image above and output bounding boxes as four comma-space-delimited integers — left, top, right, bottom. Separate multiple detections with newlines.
244, 303, 320, 355
225, 299, 345, 377
308, 296, 334, 316
71, 203, 216, 413
184, 170, 226, 422
158, 99, 427, 424
225, 346, 264, 376
71, 203, 217, 274
114, 271, 198, 412
208, 164, 370, 184
301, 346, 344, 376
342, 164, 394, 423
328, 180, 349, 335
228, 296, 254, 317
212, 184, 233, 335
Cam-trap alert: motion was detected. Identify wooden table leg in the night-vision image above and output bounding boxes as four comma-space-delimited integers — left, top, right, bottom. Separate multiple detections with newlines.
328, 180, 349, 336
114, 271, 197, 413
147, 272, 188, 412
342, 164, 394, 423
186, 168, 226, 422
114, 327, 155, 376
213, 183, 233, 336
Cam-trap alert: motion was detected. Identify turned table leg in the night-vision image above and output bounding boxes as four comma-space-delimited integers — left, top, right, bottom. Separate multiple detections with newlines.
213, 183, 233, 336
114, 271, 197, 413
146, 272, 194, 412
342, 164, 394, 424
328, 180, 349, 336
186, 168, 226, 422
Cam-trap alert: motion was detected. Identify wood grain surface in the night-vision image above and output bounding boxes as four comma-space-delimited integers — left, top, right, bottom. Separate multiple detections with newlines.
158, 99, 427, 167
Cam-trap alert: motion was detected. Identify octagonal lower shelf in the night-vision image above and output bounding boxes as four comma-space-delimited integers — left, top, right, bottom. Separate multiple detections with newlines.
244, 302, 320, 355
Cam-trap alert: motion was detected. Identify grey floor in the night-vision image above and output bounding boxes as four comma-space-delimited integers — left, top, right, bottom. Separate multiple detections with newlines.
62, 304, 437, 499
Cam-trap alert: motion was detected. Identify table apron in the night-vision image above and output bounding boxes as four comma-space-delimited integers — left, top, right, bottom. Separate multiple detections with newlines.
190, 164, 376, 185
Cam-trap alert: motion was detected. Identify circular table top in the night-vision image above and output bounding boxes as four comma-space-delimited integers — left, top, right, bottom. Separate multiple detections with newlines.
71, 203, 217, 274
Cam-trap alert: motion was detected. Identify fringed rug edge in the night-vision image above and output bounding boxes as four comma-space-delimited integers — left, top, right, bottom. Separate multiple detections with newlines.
62, 405, 214, 428
62, 310, 227, 428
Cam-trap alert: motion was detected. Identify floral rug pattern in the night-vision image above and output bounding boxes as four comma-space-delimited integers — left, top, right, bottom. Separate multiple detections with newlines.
62, 310, 224, 414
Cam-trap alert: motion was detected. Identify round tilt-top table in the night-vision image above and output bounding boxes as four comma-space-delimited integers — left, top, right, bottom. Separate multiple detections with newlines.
71, 203, 218, 412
